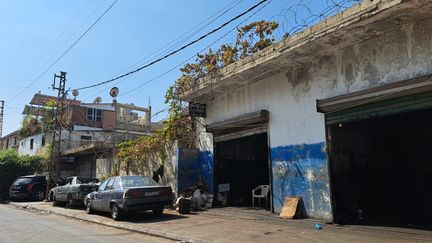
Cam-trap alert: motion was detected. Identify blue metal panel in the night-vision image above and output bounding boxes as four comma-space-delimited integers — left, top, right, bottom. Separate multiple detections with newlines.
271, 142, 333, 221
177, 148, 199, 194
177, 148, 214, 194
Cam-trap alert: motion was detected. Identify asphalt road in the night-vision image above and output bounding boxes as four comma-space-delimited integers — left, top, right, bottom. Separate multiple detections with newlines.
0, 204, 171, 243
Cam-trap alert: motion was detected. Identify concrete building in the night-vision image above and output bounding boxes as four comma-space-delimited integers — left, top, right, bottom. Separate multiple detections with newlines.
18, 93, 159, 179
178, 0, 432, 226
0, 130, 19, 151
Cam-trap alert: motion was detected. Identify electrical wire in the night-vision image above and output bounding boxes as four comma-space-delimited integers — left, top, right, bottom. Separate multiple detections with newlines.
117, 0, 273, 98
31, 0, 94, 68
6, 0, 118, 103
74, 0, 269, 91
78, 0, 245, 101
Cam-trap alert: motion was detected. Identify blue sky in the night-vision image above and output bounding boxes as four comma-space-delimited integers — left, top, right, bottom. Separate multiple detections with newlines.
0, 0, 357, 136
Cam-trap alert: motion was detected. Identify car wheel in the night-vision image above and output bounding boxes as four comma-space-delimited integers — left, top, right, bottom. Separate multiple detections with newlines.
85, 199, 94, 214
110, 203, 123, 221
152, 206, 164, 216
34, 189, 45, 201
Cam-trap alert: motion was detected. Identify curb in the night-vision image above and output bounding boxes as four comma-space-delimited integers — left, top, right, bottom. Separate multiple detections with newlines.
8, 202, 210, 243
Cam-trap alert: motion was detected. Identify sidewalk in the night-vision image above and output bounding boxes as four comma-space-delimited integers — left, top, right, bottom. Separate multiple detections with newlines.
7, 201, 432, 243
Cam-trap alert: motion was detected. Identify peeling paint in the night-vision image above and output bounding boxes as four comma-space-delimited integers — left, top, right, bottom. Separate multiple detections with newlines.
271, 142, 333, 221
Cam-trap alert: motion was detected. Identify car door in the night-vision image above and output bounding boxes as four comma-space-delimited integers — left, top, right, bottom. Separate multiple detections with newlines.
58, 178, 72, 201
100, 178, 116, 212
93, 179, 110, 211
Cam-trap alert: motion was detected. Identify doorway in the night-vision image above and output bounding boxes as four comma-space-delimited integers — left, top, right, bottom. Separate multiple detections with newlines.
215, 132, 270, 208
328, 108, 432, 226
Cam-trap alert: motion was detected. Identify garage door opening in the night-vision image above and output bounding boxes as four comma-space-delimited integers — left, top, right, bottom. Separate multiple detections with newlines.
215, 132, 270, 209
329, 108, 432, 227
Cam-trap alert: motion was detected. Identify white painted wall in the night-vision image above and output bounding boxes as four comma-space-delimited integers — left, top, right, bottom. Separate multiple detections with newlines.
18, 133, 45, 156
201, 17, 432, 148
193, 17, 432, 220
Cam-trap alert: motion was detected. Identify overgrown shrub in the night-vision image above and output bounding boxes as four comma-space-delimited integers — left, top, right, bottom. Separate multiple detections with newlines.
0, 149, 46, 200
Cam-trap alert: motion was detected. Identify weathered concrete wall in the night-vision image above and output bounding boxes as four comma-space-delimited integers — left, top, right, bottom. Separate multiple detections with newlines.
119, 143, 178, 192
18, 133, 45, 156
196, 17, 432, 221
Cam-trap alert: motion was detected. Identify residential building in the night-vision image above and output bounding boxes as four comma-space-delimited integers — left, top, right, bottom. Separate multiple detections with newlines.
177, 0, 432, 226
0, 130, 19, 151
18, 93, 159, 179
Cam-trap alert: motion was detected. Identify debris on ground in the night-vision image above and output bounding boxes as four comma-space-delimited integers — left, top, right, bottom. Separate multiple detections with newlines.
314, 223, 323, 230
280, 196, 301, 219
174, 183, 214, 213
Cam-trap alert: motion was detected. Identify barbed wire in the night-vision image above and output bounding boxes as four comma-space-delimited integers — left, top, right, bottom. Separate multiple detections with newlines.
269, 0, 361, 39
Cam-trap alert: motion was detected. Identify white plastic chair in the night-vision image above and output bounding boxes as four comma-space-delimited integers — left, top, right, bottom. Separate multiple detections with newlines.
252, 185, 270, 208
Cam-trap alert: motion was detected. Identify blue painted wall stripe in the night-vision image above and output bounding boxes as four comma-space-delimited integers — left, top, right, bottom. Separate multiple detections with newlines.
271, 142, 333, 221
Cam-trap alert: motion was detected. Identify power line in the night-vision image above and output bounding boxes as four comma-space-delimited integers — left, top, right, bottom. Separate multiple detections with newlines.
6, 0, 118, 103
118, 0, 273, 98
78, 0, 245, 101
31, 0, 93, 68
74, 0, 269, 91
34, 0, 109, 81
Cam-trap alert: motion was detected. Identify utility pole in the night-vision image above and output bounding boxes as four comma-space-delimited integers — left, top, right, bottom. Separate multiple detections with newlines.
46, 71, 67, 198
0, 100, 4, 138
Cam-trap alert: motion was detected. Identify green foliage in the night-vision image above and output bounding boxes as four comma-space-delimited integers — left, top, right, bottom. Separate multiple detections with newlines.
174, 20, 278, 94
116, 20, 279, 175
0, 149, 46, 199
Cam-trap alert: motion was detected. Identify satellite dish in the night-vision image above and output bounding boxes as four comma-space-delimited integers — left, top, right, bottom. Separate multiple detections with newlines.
72, 89, 79, 97
110, 87, 119, 97
94, 97, 102, 104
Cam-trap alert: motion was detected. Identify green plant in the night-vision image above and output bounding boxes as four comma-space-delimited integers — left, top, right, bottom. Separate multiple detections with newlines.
116, 20, 279, 175
0, 149, 46, 199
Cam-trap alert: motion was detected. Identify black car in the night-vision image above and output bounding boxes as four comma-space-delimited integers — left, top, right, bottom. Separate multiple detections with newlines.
84, 175, 173, 220
9, 175, 47, 201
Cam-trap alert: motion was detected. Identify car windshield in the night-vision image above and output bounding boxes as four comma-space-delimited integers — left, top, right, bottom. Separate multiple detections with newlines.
76, 177, 99, 184
120, 176, 158, 188
14, 178, 32, 185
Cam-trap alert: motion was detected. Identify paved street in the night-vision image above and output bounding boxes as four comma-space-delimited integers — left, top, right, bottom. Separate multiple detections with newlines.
5, 201, 432, 243
0, 204, 171, 243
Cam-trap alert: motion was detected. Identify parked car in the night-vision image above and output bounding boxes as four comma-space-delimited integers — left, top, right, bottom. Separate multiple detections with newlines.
51, 176, 99, 207
84, 175, 173, 220
9, 175, 47, 201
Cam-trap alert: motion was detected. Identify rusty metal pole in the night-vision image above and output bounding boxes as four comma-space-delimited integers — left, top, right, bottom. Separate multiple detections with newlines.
45, 71, 67, 199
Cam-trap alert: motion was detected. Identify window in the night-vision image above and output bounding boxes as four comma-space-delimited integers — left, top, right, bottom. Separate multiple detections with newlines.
41, 135, 45, 146
114, 178, 122, 190
105, 179, 116, 190
98, 179, 110, 191
13, 137, 17, 146
30, 139, 34, 150
80, 135, 92, 145
87, 108, 102, 121
81, 136, 92, 141
120, 176, 158, 188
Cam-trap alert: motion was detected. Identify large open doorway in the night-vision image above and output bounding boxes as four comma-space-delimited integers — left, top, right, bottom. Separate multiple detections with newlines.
214, 132, 270, 209
328, 108, 432, 226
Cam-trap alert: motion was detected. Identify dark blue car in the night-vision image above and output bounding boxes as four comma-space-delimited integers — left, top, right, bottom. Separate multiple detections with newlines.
84, 175, 173, 220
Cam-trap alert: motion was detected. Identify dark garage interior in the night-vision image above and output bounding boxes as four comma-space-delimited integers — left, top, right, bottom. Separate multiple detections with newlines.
329, 108, 432, 227
215, 133, 270, 208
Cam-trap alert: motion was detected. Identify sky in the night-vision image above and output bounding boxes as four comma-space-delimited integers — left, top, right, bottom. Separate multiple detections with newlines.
0, 0, 357, 136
